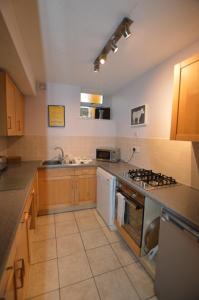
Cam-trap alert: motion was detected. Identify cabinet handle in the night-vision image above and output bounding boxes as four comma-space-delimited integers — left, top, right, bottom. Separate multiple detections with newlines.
15, 258, 25, 289
7, 116, 12, 129
21, 212, 29, 223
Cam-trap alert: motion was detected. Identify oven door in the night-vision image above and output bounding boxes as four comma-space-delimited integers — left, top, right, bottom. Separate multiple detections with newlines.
123, 197, 144, 247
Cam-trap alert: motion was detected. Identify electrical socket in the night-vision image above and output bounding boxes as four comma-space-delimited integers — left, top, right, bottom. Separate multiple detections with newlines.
132, 146, 140, 153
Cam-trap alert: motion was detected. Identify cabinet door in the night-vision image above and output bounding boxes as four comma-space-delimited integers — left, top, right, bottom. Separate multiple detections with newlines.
15, 213, 29, 300
171, 55, 199, 141
76, 175, 96, 204
6, 75, 16, 136
38, 176, 75, 211
15, 87, 24, 136
0, 243, 17, 300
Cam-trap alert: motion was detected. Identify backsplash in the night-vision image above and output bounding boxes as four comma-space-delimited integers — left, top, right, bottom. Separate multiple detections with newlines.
0, 137, 7, 156
6, 135, 116, 161
116, 137, 199, 190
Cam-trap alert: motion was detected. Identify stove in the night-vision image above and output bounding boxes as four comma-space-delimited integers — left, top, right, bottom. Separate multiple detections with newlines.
123, 168, 177, 190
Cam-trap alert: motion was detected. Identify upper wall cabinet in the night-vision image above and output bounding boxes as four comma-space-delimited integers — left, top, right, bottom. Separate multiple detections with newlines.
170, 54, 199, 141
0, 70, 24, 136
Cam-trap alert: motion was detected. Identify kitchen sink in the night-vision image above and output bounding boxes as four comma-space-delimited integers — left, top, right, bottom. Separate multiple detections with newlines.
42, 159, 93, 166
42, 160, 62, 166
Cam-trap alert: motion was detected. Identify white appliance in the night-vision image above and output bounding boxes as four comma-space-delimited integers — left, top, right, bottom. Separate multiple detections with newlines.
97, 167, 116, 229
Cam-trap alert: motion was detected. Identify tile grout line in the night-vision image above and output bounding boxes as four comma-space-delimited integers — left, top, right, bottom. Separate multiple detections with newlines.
54, 213, 61, 300
122, 265, 143, 300
75, 212, 102, 300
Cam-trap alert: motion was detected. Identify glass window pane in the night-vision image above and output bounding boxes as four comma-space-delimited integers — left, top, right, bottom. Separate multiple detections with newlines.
80, 93, 103, 104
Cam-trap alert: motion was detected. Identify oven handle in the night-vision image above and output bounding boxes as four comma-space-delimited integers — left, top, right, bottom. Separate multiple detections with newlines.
117, 189, 143, 209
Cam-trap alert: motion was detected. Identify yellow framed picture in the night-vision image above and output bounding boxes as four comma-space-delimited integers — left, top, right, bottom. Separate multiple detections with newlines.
48, 105, 65, 127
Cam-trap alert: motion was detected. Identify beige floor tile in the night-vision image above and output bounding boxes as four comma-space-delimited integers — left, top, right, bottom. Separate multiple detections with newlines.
30, 224, 55, 242
57, 233, 84, 257
28, 289, 60, 300
77, 216, 100, 232
58, 251, 92, 287
55, 212, 75, 223
81, 228, 108, 250
60, 278, 100, 300
95, 268, 139, 300
56, 220, 79, 237
27, 259, 59, 298
93, 210, 107, 227
37, 215, 55, 226
125, 262, 155, 300
86, 245, 121, 276
111, 241, 137, 266
74, 209, 94, 219
30, 239, 57, 264
102, 226, 121, 243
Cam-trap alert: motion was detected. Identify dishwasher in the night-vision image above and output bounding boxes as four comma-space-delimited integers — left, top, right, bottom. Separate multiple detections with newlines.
155, 208, 199, 300
96, 167, 116, 229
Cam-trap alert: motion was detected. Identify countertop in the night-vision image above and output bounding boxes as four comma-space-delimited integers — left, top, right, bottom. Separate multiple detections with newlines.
97, 161, 199, 231
0, 160, 199, 281
0, 161, 41, 280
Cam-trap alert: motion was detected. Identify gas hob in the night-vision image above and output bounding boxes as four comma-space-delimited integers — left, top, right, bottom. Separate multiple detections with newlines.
122, 168, 177, 191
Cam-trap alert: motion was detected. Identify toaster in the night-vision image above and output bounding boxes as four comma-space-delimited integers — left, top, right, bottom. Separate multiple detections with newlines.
0, 156, 7, 171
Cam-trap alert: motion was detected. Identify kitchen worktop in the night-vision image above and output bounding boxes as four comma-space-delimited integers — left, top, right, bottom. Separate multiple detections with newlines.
97, 161, 199, 231
0, 161, 41, 280
0, 160, 199, 281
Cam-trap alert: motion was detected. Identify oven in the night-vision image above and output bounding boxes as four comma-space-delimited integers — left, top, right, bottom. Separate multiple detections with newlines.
116, 180, 145, 256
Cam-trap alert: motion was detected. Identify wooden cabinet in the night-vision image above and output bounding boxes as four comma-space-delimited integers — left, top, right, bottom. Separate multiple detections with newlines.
15, 87, 24, 136
170, 54, 199, 141
15, 213, 29, 300
0, 70, 24, 136
0, 176, 37, 300
38, 167, 96, 213
0, 242, 17, 300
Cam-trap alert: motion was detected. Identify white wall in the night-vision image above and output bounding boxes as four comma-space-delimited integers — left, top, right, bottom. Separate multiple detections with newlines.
112, 40, 199, 139
25, 82, 116, 137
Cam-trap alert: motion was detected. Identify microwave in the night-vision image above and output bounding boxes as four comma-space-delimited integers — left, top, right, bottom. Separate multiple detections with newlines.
96, 148, 120, 162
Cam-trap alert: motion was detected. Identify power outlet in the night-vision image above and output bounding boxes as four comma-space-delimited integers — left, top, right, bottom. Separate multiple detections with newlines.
132, 146, 140, 153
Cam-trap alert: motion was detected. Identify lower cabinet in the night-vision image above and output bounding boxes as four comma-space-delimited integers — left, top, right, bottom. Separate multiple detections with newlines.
38, 167, 96, 213
75, 175, 96, 205
0, 175, 37, 300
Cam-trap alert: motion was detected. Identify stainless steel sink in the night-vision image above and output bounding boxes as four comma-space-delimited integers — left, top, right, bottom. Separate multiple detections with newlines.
42, 160, 62, 166
42, 159, 93, 167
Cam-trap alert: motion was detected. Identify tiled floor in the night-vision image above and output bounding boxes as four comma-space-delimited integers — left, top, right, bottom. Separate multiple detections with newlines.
27, 209, 157, 300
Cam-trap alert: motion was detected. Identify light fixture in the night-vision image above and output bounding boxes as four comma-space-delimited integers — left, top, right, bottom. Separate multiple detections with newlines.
94, 61, 100, 72
123, 23, 131, 39
111, 40, 118, 53
99, 53, 107, 65
93, 17, 133, 72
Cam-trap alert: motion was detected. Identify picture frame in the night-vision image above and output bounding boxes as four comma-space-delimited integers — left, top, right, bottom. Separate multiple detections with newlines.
48, 105, 65, 127
131, 104, 147, 127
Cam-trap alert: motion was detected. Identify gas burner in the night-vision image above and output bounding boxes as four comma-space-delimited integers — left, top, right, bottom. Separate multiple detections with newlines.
126, 168, 177, 190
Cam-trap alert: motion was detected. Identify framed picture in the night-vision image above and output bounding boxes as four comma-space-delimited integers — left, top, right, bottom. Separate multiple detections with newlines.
48, 105, 65, 127
131, 104, 147, 126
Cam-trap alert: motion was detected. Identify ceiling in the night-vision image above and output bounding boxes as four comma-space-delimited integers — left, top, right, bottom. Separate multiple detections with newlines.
9, 0, 199, 96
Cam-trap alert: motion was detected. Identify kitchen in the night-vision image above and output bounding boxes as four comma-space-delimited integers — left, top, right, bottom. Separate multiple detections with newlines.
0, 0, 199, 299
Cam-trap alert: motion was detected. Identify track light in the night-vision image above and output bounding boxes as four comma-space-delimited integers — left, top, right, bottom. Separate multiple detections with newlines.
111, 40, 118, 53
123, 24, 131, 39
93, 17, 133, 72
99, 54, 107, 65
94, 61, 100, 72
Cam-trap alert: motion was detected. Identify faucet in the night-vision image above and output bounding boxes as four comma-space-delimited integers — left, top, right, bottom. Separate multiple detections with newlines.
54, 147, 65, 162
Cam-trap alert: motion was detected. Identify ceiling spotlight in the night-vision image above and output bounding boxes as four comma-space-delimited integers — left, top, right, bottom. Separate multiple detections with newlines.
111, 40, 118, 53
99, 54, 107, 65
94, 62, 100, 72
123, 24, 131, 39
